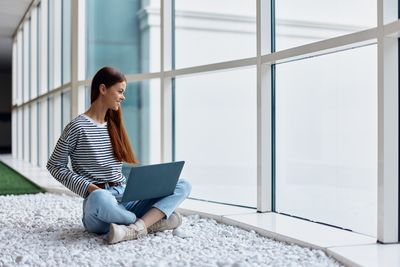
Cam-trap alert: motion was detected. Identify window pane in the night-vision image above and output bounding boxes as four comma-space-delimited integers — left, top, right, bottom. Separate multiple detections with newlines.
37, 102, 40, 166
23, 106, 30, 161
175, 68, 257, 207
275, 0, 377, 51
47, 97, 54, 159
37, 3, 41, 96
23, 22, 30, 102
174, 0, 256, 69
122, 80, 161, 165
85, 86, 91, 110
86, 0, 156, 78
62, 0, 71, 84
48, 0, 54, 90
61, 90, 71, 129
275, 45, 377, 236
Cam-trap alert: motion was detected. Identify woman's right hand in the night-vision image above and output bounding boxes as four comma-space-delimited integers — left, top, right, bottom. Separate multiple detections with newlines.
87, 183, 101, 194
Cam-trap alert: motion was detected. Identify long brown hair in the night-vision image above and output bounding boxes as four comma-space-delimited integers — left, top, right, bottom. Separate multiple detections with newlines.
91, 66, 139, 164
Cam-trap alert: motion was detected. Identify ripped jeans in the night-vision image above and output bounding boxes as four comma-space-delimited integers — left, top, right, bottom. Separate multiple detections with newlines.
82, 179, 191, 234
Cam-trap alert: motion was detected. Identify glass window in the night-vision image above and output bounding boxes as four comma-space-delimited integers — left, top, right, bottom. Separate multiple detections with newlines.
37, 3, 41, 96
275, 45, 377, 236
175, 67, 257, 207
48, 0, 54, 90
275, 0, 377, 51
47, 97, 54, 158
86, 0, 153, 78
30, 8, 38, 100
61, 90, 71, 129
174, 0, 256, 69
62, 0, 71, 84
30, 103, 37, 164
121, 80, 161, 165
37, 102, 40, 166
23, 22, 30, 102
85, 86, 91, 110
17, 108, 23, 159
23, 106, 30, 161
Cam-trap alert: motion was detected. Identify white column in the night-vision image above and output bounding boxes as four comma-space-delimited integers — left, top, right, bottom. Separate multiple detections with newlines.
23, 21, 30, 102
30, 7, 38, 99
257, 0, 272, 212
30, 103, 37, 165
12, 110, 17, 158
12, 41, 17, 157
12, 41, 17, 106
377, 0, 399, 243
71, 0, 86, 119
17, 108, 23, 159
40, 0, 48, 95
17, 31, 22, 105
53, 0, 62, 88
161, 0, 173, 163
53, 92, 62, 148
23, 106, 30, 162
39, 98, 48, 168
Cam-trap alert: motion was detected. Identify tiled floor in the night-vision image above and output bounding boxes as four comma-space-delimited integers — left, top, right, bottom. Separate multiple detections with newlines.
1, 154, 399, 267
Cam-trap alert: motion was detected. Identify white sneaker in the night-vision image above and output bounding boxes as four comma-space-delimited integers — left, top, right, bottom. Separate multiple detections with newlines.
148, 211, 182, 234
108, 219, 147, 244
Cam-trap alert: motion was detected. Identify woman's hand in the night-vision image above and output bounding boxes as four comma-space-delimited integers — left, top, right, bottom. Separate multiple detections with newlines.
87, 184, 101, 194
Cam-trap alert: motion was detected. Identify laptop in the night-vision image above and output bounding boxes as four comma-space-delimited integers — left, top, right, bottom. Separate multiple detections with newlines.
121, 161, 185, 202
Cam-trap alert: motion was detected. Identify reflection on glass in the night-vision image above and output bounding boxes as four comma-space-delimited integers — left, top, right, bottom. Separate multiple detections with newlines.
48, 0, 54, 90
86, 0, 156, 78
122, 80, 161, 165
61, 90, 71, 129
37, 3, 41, 95
85, 86, 90, 110
174, 0, 256, 69
275, 0, 376, 51
275, 45, 377, 236
37, 102, 40, 166
62, 0, 71, 84
175, 68, 257, 207
47, 97, 54, 159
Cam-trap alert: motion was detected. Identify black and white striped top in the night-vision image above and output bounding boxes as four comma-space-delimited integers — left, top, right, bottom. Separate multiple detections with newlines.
46, 114, 125, 198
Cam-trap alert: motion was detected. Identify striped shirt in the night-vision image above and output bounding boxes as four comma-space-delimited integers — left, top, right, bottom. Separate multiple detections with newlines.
46, 114, 125, 198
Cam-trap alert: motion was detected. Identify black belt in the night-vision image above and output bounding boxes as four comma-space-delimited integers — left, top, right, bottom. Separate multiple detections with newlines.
96, 182, 123, 189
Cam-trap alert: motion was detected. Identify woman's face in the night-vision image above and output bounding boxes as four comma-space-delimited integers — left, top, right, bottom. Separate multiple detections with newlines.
103, 81, 126, 111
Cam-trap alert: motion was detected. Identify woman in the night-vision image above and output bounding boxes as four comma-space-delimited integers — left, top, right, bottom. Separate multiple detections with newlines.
47, 66, 191, 244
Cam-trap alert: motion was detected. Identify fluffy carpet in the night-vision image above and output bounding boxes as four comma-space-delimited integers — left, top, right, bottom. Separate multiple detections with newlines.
0, 193, 344, 267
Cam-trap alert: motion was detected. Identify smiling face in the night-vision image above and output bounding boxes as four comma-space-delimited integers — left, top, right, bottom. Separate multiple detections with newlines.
101, 81, 126, 111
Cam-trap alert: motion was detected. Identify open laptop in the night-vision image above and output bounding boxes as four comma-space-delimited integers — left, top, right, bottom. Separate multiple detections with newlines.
121, 161, 185, 202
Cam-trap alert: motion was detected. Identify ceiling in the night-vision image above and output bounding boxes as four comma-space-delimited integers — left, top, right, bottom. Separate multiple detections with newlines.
0, 0, 32, 71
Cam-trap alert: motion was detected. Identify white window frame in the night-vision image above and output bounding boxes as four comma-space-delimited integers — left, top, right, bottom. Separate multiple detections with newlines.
10, 0, 400, 243
53, 0, 62, 88
30, 103, 38, 165
377, 0, 399, 243
30, 7, 38, 100
23, 106, 30, 162
39, 0, 48, 95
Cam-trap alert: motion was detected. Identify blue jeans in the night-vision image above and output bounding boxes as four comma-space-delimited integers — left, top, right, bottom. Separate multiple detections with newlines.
82, 179, 192, 234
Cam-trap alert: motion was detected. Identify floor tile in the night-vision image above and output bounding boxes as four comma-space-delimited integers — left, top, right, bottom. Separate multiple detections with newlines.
327, 244, 400, 267
178, 198, 255, 222
222, 213, 377, 250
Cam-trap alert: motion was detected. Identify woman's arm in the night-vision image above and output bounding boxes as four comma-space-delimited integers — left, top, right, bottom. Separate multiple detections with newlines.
46, 131, 93, 198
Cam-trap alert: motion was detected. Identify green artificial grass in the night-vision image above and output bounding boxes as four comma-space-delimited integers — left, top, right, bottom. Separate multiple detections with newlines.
0, 161, 44, 195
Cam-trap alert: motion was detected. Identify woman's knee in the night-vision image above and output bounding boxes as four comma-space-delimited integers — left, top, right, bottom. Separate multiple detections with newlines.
86, 189, 115, 206
177, 179, 192, 197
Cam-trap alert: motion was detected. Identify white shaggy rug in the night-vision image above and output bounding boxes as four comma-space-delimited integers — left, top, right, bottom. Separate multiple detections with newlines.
0, 193, 344, 267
